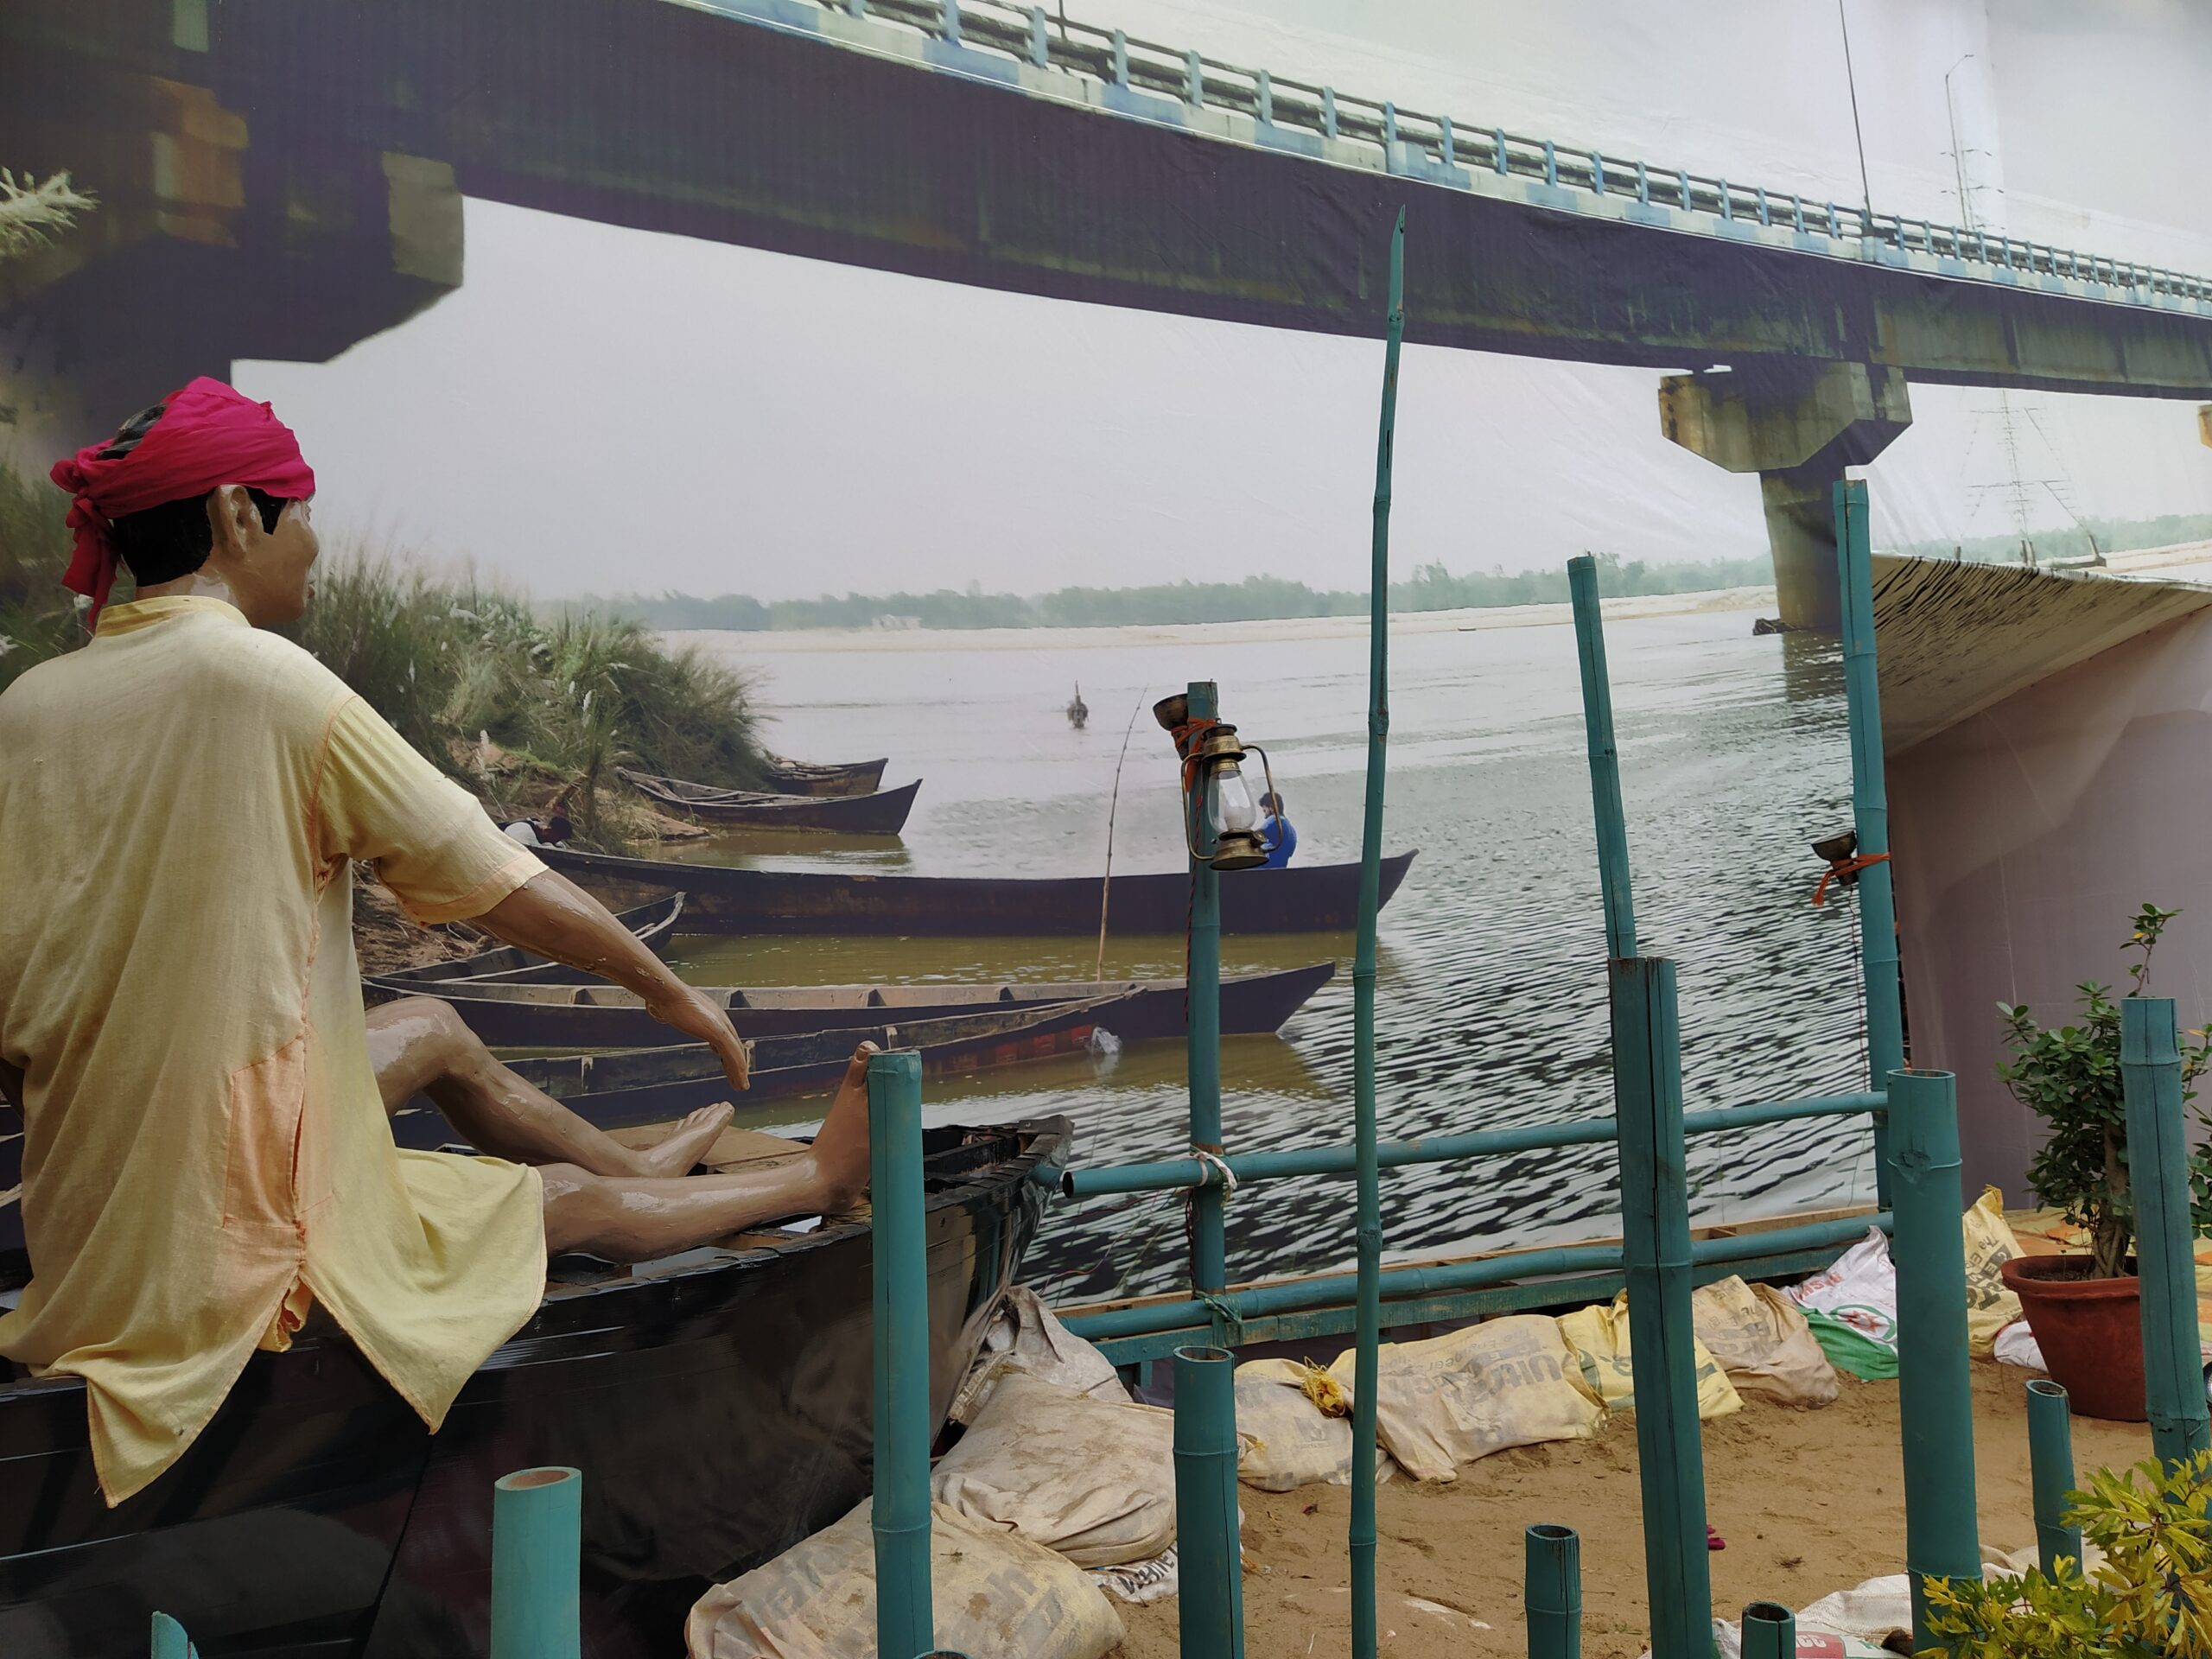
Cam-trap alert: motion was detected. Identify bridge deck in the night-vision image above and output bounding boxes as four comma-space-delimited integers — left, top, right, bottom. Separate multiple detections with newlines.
5, 0, 2210, 401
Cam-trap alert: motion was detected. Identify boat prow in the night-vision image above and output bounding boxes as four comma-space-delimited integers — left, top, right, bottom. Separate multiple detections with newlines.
0, 1117, 1071, 1657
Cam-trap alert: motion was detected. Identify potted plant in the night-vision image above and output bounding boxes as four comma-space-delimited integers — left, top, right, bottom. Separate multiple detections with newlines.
1994, 902, 2212, 1421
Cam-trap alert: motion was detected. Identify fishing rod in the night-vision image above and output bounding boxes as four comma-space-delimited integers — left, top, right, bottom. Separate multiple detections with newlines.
1095, 687, 1148, 983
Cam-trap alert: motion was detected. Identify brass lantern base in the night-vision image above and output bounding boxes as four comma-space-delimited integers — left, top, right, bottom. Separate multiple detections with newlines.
1209, 830, 1268, 872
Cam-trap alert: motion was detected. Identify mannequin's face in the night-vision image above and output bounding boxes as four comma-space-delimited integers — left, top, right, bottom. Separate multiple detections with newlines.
200, 486, 320, 626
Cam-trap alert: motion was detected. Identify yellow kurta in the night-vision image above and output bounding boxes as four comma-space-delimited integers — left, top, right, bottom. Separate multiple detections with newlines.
0, 595, 550, 1503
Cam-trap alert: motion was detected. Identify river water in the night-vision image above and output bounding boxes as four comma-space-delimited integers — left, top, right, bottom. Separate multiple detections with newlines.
664, 601, 1877, 1304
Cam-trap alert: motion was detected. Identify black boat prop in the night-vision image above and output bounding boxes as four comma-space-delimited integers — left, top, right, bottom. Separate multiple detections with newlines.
367, 962, 1336, 1048
393, 996, 1128, 1143
365, 893, 686, 997
537, 844, 1418, 935
619, 769, 920, 835
0, 1118, 1071, 1658
756, 753, 889, 798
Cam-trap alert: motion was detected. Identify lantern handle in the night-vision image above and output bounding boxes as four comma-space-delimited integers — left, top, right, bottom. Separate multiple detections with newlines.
1244, 742, 1282, 855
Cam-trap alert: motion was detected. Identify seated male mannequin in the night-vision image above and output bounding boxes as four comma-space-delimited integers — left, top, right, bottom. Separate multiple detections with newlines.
0, 380, 865, 1504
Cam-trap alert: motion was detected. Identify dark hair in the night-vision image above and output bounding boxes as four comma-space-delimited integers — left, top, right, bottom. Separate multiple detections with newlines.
1261, 791, 1285, 813
98, 402, 289, 587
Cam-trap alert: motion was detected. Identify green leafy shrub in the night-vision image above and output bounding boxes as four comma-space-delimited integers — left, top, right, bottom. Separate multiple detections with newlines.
1923, 1451, 2212, 1656
1996, 904, 2212, 1279
287, 549, 766, 841
0, 453, 81, 696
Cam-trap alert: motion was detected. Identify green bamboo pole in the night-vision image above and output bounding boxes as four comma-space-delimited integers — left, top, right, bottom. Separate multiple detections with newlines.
1834, 479, 1899, 1207
150, 1613, 196, 1659
1568, 555, 1637, 959
490, 1467, 582, 1659
1524, 1524, 1581, 1659
1350, 205, 1406, 1659
1173, 1344, 1246, 1659
1608, 956, 1712, 1659
870, 1048, 935, 1659
1185, 677, 1228, 1307
2024, 1380, 2082, 1573
1740, 1603, 1796, 1659
2120, 996, 2211, 1471
1886, 1066, 1980, 1650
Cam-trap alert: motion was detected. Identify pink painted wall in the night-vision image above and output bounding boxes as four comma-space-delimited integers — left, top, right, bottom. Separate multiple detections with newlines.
1891, 610, 2212, 1201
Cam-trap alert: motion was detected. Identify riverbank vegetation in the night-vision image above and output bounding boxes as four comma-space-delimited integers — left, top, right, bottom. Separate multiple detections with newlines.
591, 511, 2212, 634
1896, 512, 2212, 567
288, 553, 767, 838
0, 460, 764, 842
593, 551, 1779, 633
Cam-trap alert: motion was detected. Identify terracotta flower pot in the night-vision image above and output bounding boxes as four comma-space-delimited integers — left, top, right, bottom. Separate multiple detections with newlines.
2000, 1254, 2145, 1422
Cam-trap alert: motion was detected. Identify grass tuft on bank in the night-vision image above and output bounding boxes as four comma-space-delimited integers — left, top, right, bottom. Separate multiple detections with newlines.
287, 545, 770, 840
0, 462, 765, 844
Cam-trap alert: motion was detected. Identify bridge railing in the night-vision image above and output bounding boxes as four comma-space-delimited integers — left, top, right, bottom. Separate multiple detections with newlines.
807, 0, 2210, 307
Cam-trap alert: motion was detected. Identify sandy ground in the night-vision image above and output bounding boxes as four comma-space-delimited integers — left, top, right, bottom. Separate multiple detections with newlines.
1113, 1362, 2154, 1658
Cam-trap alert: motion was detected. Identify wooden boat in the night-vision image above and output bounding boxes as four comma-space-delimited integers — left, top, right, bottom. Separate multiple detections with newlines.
758, 752, 889, 798
366, 962, 1337, 1048
0, 1117, 1071, 1658
365, 894, 687, 997
537, 844, 1420, 935
393, 996, 1128, 1144
619, 768, 920, 835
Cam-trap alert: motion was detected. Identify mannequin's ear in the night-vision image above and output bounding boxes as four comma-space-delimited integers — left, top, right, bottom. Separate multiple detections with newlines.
204, 485, 263, 556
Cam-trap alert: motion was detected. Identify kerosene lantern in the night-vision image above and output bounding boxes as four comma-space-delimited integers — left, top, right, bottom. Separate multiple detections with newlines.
1154, 691, 1278, 872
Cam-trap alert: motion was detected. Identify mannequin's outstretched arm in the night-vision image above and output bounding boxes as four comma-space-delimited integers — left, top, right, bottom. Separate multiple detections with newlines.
474, 870, 750, 1091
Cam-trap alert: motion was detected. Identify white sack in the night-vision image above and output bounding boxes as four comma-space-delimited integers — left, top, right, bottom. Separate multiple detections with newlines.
1690, 1274, 1840, 1408
931, 1371, 1177, 1567
1234, 1358, 1401, 1491
950, 1286, 1125, 1425
685, 1498, 1123, 1659
1991, 1319, 2046, 1370
1326, 1314, 1603, 1482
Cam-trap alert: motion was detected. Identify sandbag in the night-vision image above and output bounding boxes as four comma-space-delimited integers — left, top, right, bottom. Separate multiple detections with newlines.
1690, 1275, 1840, 1408
1789, 1191, 2026, 1376
950, 1286, 1126, 1426
1961, 1186, 2025, 1357
1788, 1227, 1898, 1380
931, 1371, 1176, 1567
1325, 1315, 1604, 1482
1234, 1358, 1401, 1491
1991, 1319, 2045, 1370
1556, 1294, 1744, 1421
685, 1498, 1124, 1659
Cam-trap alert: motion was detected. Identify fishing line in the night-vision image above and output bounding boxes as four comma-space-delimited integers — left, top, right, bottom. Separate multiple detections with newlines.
1095, 686, 1148, 985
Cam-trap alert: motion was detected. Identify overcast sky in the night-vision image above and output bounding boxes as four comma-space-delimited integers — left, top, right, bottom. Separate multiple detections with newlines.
237, 0, 2212, 601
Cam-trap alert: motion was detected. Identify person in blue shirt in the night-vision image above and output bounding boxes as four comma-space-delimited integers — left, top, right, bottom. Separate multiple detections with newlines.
1258, 790, 1297, 868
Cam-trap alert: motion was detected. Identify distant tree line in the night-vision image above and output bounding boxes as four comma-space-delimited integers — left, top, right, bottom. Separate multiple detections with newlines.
584, 552, 1780, 633
1891, 512, 2212, 567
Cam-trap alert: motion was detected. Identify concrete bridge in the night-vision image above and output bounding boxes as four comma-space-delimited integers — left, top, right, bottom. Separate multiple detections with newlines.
6, 0, 2211, 624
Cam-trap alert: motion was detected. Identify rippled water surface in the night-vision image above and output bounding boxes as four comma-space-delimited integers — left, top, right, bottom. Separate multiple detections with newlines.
663, 613, 1876, 1303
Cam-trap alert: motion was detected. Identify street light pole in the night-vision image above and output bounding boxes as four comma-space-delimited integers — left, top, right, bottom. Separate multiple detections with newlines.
1944, 54, 1977, 232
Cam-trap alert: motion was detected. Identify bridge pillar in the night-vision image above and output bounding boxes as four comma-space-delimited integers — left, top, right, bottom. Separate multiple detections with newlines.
1659, 362, 1912, 630
1, 64, 461, 457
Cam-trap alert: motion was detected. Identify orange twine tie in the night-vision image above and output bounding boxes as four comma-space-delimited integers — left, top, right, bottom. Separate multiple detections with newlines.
1811, 852, 1890, 907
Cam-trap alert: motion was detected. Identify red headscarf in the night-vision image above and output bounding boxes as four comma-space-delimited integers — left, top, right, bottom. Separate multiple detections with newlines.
48, 377, 317, 626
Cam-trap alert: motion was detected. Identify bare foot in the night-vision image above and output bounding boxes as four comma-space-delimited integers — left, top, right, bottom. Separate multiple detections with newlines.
634, 1103, 735, 1177
808, 1042, 877, 1212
